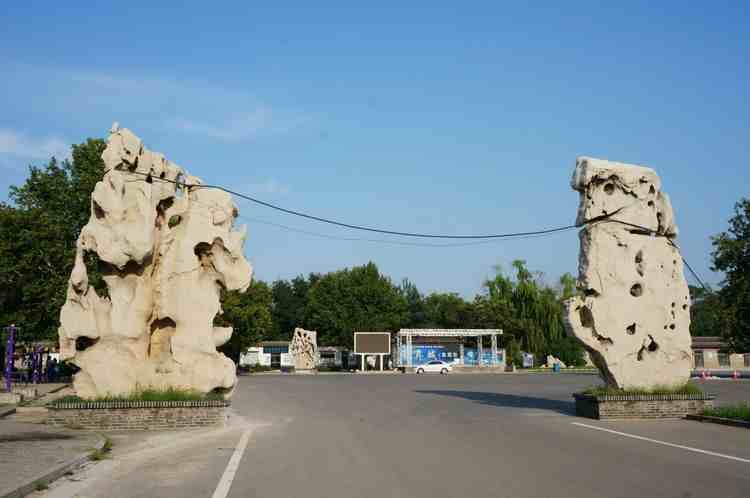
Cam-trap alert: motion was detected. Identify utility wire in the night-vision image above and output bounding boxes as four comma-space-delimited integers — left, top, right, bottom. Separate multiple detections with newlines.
125, 169, 606, 239
121, 169, 711, 289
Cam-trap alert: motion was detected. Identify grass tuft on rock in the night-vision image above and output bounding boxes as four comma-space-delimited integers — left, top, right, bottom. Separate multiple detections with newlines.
582, 382, 703, 396
702, 403, 750, 422
52, 387, 225, 404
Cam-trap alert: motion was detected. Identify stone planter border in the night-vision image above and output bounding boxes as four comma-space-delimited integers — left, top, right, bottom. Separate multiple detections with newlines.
49, 399, 230, 409
47, 399, 231, 430
573, 392, 715, 420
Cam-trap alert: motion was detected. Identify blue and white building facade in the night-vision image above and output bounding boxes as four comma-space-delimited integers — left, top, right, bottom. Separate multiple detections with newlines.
395, 329, 504, 368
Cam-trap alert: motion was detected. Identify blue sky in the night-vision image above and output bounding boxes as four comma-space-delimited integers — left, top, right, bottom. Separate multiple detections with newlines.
1, 2, 747, 297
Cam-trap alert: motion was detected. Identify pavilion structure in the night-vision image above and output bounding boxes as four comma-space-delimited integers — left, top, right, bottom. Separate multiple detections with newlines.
395, 329, 503, 368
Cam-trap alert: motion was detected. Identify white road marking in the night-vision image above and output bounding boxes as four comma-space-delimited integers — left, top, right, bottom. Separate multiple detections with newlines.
212, 428, 253, 498
572, 422, 750, 464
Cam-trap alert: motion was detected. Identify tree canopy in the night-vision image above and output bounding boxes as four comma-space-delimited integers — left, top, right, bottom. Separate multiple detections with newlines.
0, 139, 105, 341
711, 198, 750, 351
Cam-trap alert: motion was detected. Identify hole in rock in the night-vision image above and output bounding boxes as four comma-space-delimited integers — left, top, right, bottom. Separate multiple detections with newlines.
635, 251, 643, 264
682, 304, 688, 310
579, 307, 594, 328
630, 283, 643, 297
194, 242, 211, 258
637, 336, 659, 361
75, 336, 99, 352
160, 171, 166, 179
93, 201, 105, 220
604, 183, 615, 195
156, 197, 174, 214
669, 324, 676, 330
145, 175, 153, 184
648, 337, 659, 352
626, 323, 636, 335
649, 185, 656, 194
584, 288, 599, 297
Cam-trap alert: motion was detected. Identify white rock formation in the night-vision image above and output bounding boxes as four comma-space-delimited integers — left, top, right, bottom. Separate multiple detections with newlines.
563, 157, 692, 389
58, 125, 252, 399
289, 328, 317, 371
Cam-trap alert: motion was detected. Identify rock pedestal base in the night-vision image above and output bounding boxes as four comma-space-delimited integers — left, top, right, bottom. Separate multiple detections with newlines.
573, 393, 714, 420
47, 400, 230, 430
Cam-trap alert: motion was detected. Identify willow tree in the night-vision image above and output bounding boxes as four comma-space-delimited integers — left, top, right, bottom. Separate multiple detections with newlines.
478, 260, 583, 364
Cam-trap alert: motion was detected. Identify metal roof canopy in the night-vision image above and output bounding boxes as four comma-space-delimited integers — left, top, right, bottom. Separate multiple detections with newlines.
397, 329, 502, 337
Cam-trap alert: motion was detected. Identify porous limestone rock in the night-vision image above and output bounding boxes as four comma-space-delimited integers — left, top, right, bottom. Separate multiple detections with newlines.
289, 328, 317, 371
563, 157, 692, 389
58, 124, 252, 399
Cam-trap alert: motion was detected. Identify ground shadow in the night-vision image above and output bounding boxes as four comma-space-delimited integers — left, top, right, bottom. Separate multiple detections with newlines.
0, 432, 74, 443
415, 390, 575, 415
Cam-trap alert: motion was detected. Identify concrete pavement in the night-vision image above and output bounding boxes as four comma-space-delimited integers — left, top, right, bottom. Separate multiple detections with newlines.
31, 375, 750, 498
0, 420, 102, 497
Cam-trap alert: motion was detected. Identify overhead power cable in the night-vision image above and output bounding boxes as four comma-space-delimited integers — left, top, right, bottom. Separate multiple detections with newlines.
120, 169, 711, 289
124, 169, 611, 239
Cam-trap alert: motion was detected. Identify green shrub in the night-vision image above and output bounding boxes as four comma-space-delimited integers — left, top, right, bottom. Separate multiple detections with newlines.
703, 403, 750, 422
52, 387, 224, 404
582, 382, 703, 396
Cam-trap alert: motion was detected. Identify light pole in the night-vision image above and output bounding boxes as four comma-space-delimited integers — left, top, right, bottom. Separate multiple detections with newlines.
4, 324, 18, 392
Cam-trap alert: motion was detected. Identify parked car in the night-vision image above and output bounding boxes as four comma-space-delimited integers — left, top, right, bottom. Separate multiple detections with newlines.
416, 360, 452, 375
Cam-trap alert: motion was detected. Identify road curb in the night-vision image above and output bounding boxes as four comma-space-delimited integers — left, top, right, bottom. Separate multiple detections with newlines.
0, 434, 107, 498
686, 414, 750, 429
0, 406, 16, 418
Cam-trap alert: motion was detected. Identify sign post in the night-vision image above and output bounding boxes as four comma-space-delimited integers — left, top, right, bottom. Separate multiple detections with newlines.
4, 324, 18, 392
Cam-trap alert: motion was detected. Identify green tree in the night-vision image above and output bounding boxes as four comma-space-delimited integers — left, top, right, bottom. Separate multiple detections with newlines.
217, 280, 273, 363
476, 260, 583, 362
711, 198, 750, 351
399, 278, 427, 327
688, 285, 722, 337
0, 139, 106, 341
423, 292, 475, 329
305, 262, 408, 347
270, 274, 320, 339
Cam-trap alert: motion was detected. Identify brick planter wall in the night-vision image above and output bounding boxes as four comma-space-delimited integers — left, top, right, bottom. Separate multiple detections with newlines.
573, 393, 714, 420
47, 400, 230, 430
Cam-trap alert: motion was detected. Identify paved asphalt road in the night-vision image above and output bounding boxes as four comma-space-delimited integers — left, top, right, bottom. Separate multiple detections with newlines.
39, 374, 750, 498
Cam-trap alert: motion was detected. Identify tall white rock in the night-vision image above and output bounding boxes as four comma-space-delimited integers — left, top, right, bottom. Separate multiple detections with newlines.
290, 328, 317, 371
563, 157, 692, 389
58, 125, 252, 399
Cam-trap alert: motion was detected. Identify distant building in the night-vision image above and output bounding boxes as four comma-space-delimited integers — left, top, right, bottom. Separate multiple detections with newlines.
240, 341, 291, 369
691, 336, 749, 369
318, 346, 350, 369
395, 329, 504, 370
239, 342, 351, 370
